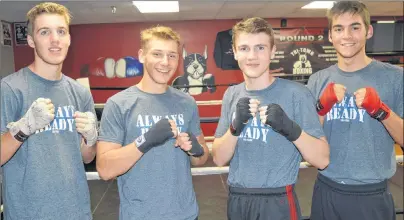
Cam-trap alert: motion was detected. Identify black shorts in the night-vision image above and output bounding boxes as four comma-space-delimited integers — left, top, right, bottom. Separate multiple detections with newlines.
227, 185, 302, 220
310, 173, 396, 220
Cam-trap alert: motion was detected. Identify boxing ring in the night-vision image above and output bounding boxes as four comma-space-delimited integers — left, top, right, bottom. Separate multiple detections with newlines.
1, 90, 402, 220
86, 99, 404, 220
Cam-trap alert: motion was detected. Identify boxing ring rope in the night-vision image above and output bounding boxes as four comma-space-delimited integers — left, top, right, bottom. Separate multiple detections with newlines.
89, 73, 312, 95
85, 155, 404, 180
95, 100, 223, 109
88, 109, 404, 179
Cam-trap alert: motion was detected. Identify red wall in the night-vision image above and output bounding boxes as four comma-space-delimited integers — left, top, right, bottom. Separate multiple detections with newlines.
11, 17, 401, 137
13, 18, 328, 101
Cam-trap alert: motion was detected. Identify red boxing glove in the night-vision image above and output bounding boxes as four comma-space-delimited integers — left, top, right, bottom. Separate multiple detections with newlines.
316, 82, 338, 116
361, 87, 391, 121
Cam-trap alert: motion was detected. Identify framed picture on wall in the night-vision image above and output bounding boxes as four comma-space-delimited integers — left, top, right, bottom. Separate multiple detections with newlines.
14, 22, 28, 46
1, 20, 12, 47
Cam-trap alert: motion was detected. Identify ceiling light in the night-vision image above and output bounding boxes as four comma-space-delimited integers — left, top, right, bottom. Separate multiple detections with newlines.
302, 1, 335, 9
132, 1, 179, 13
377, 21, 395, 23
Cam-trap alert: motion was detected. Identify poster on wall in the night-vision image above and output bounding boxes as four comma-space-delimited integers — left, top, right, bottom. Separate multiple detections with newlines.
271, 27, 338, 75
14, 22, 28, 45
1, 21, 12, 47
213, 27, 338, 75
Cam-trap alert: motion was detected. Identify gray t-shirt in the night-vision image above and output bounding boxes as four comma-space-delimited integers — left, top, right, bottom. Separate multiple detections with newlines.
98, 86, 201, 220
1, 67, 94, 220
215, 79, 324, 188
307, 60, 403, 184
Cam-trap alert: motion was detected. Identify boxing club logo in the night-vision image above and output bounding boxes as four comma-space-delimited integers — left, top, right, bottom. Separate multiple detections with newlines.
291, 48, 313, 75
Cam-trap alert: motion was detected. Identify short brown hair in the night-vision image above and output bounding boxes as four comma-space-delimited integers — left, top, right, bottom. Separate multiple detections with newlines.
140, 26, 181, 50
327, 1, 371, 34
232, 17, 275, 49
26, 2, 72, 36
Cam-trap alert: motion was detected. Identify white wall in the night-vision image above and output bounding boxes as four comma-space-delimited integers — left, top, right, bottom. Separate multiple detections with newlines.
0, 18, 15, 209
0, 20, 15, 79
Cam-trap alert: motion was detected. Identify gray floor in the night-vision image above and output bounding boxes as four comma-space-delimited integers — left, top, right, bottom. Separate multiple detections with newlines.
88, 159, 404, 220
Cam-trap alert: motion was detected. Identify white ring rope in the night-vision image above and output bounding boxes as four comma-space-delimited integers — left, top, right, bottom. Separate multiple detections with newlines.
95, 100, 222, 109
86, 155, 403, 180
91, 103, 404, 180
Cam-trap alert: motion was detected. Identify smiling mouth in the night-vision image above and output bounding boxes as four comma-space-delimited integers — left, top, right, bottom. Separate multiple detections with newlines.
49, 48, 61, 52
341, 43, 355, 47
156, 69, 170, 74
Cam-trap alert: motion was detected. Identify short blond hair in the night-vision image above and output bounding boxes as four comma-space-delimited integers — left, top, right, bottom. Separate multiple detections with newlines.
140, 26, 181, 50
232, 17, 275, 49
26, 2, 72, 36
327, 1, 371, 34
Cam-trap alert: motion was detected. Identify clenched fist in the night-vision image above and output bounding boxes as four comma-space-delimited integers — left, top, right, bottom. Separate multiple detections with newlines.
74, 111, 98, 146
134, 118, 177, 154
317, 83, 346, 116
7, 98, 55, 141
259, 103, 302, 142
230, 97, 260, 136
354, 87, 391, 121
175, 132, 204, 157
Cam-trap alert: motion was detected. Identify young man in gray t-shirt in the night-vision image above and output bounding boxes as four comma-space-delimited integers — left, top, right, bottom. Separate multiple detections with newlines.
96, 26, 209, 220
1, 3, 97, 220
307, 2, 403, 220
212, 17, 330, 220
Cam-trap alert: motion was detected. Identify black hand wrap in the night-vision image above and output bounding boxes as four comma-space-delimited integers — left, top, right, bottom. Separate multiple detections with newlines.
135, 118, 174, 154
186, 132, 204, 157
230, 97, 252, 136
264, 104, 302, 142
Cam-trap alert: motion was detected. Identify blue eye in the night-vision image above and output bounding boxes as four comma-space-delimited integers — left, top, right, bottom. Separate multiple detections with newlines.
57, 29, 66, 35
40, 30, 49, 35
153, 52, 163, 57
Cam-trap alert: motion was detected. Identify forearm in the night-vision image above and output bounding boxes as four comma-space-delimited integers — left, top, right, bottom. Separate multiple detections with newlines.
212, 129, 238, 166
190, 141, 209, 166
81, 138, 96, 164
293, 132, 329, 170
96, 142, 143, 180
1, 132, 23, 166
382, 112, 403, 147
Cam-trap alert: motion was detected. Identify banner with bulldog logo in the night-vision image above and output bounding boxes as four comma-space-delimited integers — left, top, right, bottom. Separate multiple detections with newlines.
271, 27, 338, 75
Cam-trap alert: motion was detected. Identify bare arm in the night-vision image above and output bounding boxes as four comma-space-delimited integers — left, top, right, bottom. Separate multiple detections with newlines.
81, 138, 97, 164
189, 134, 209, 166
1, 132, 23, 166
382, 111, 403, 147
293, 133, 329, 170
96, 141, 143, 180
212, 129, 238, 167
1, 98, 54, 166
